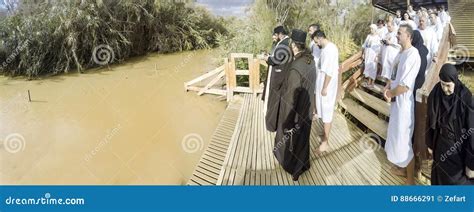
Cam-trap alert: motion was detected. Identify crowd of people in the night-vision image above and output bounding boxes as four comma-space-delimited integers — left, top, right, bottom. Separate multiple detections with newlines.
261, 4, 473, 185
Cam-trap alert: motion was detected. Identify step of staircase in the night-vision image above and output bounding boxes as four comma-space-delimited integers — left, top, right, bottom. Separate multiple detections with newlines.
361, 83, 386, 97
339, 98, 388, 140
349, 88, 391, 116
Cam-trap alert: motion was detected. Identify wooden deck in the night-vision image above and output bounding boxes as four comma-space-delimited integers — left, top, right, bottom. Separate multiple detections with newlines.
187, 96, 243, 185
188, 94, 417, 185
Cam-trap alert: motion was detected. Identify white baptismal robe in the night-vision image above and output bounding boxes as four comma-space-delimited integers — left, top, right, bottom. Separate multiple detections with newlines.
362, 34, 381, 80
380, 31, 401, 80
315, 42, 339, 123
385, 46, 421, 168
418, 27, 439, 72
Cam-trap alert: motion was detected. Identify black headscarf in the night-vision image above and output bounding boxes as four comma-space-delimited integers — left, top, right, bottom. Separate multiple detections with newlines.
412, 30, 428, 92
428, 64, 471, 129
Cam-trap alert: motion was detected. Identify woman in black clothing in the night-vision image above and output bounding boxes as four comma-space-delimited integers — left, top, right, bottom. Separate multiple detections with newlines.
426, 64, 474, 185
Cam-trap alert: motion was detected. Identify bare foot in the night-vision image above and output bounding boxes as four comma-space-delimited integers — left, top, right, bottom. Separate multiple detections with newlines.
315, 141, 329, 155
390, 166, 407, 177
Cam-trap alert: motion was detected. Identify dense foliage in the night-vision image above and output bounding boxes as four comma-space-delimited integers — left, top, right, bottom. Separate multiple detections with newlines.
0, 0, 228, 78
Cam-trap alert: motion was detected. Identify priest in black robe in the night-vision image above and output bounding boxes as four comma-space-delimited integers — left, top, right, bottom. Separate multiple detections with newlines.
273, 29, 316, 181
263, 26, 291, 132
426, 64, 474, 185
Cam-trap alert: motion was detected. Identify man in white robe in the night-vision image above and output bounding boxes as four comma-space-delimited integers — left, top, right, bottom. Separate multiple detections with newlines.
394, 10, 402, 28
429, 12, 444, 41
313, 30, 339, 154
439, 5, 450, 27
407, 5, 416, 20
418, 16, 439, 72
380, 21, 401, 85
384, 24, 421, 185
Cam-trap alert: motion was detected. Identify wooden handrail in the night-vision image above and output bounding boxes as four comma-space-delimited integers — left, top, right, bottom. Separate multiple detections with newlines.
418, 23, 455, 98
338, 50, 364, 101
340, 51, 363, 74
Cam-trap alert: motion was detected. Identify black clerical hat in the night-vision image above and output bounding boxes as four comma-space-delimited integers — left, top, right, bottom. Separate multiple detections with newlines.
273, 26, 286, 34
291, 29, 307, 43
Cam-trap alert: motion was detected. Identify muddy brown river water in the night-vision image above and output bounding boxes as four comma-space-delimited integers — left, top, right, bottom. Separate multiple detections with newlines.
0, 50, 227, 185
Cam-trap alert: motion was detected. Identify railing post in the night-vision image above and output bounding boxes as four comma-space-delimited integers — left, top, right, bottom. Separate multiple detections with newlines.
225, 58, 236, 102
249, 58, 260, 95
249, 56, 255, 94
254, 58, 260, 94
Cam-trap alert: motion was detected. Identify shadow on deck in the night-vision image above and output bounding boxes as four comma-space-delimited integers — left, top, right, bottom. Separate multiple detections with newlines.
188, 94, 418, 186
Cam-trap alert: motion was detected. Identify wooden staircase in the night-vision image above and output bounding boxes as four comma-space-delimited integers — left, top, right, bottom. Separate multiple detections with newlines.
338, 53, 390, 142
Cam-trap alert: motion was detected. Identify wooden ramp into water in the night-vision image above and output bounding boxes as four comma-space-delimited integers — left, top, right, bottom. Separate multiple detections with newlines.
188, 94, 411, 185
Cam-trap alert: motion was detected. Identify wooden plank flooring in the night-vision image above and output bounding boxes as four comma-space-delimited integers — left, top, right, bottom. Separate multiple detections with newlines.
189, 94, 419, 185
187, 96, 243, 185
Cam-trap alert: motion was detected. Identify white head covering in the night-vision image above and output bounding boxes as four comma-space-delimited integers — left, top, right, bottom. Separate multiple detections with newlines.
370, 24, 377, 33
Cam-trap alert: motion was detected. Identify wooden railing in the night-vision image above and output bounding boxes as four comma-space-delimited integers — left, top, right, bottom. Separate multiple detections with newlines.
184, 53, 266, 102
338, 51, 364, 101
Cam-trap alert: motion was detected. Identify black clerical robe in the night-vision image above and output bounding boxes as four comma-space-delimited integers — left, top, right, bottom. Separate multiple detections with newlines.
273, 50, 316, 180
263, 37, 291, 132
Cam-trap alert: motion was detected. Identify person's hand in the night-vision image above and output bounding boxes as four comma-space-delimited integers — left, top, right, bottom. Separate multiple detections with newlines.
321, 88, 328, 97
427, 148, 433, 160
466, 167, 474, 179
383, 89, 392, 103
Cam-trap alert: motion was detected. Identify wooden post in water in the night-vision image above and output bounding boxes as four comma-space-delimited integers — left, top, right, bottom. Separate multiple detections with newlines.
28, 90, 31, 102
